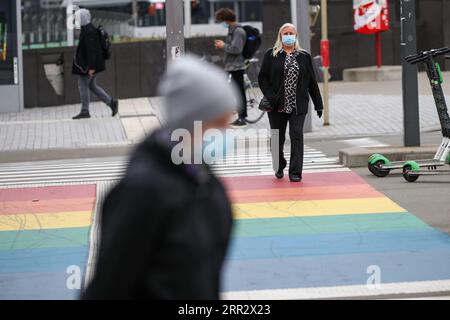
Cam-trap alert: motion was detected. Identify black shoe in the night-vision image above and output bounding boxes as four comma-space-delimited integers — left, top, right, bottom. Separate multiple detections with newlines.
110, 99, 119, 117
289, 174, 302, 182
275, 161, 286, 179
275, 169, 284, 179
230, 118, 247, 128
72, 112, 91, 120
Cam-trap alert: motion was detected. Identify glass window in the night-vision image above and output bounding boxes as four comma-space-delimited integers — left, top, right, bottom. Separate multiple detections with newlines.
0, 0, 17, 85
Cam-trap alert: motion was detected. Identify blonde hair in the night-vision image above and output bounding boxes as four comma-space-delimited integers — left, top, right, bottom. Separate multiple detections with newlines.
272, 23, 303, 57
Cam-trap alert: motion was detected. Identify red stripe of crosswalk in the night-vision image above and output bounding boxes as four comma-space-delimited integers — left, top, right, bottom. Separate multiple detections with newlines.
227, 184, 383, 203
0, 185, 96, 202
221, 171, 366, 191
0, 198, 96, 215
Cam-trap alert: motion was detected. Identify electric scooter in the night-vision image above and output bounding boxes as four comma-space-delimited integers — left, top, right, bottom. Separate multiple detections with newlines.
368, 47, 450, 182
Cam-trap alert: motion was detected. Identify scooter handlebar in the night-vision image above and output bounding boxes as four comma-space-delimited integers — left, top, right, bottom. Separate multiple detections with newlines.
405, 47, 450, 64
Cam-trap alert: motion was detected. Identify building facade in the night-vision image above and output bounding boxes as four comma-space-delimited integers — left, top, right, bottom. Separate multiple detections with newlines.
18, 0, 450, 108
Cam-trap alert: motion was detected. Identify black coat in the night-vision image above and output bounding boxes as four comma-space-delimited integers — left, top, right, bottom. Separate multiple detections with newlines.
72, 23, 106, 75
82, 129, 233, 300
258, 48, 323, 114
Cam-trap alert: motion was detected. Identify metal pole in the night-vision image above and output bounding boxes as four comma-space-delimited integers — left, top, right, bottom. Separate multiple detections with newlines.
46, 6, 50, 46
166, 0, 185, 65
321, 0, 330, 126
66, 0, 74, 46
296, 0, 312, 132
234, 1, 240, 21
184, 0, 191, 38
16, 0, 24, 111
209, 1, 215, 24
290, 0, 297, 26
132, 0, 138, 27
401, 0, 420, 147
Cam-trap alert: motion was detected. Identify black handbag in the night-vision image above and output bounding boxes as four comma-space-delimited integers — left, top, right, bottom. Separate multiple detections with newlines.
258, 97, 273, 112
258, 85, 284, 113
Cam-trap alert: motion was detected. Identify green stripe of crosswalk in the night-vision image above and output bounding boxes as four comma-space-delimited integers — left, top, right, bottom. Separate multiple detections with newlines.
233, 213, 431, 238
0, 227, 90, 251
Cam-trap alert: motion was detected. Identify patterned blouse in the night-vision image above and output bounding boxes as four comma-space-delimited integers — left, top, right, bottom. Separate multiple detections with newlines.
279, 49, 300, 114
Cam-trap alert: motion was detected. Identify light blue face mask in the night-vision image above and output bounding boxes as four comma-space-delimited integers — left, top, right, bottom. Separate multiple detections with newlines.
281, 34, 297, 46
222, 22, 229, 29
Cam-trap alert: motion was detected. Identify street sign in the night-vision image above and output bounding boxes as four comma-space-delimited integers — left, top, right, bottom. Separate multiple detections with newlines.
354, 0, 390, 68
353, 0, 389, 34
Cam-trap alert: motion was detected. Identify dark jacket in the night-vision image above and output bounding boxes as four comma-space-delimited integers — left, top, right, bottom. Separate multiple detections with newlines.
72, 23, 106, 75
81, 129, 233, 300
258, 48, 323, 114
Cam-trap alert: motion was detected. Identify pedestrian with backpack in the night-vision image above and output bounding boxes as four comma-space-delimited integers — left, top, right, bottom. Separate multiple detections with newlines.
214, 8, 248, 128
72, 9, 118, 120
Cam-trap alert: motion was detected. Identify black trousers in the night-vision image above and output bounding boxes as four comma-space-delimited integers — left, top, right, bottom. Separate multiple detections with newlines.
268, 110, 307, 177
229, 70, 247, 119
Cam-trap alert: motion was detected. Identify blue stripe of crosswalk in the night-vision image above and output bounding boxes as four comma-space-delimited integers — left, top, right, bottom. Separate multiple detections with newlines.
222, 248, 450, 292
0, 271, 82, 300
0, 246, 89, 274
227, 229, 450, 260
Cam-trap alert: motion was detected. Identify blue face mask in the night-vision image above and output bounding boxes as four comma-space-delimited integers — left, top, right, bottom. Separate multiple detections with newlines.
281, 35, 296, 46
222, 22, 229, 29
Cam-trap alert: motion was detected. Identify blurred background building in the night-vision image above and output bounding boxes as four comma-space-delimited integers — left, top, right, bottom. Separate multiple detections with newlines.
15, 0, 450, 109
21, 0, 262, 48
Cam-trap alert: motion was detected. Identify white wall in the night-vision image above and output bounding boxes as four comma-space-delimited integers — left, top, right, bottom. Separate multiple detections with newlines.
129, 21, 263, 39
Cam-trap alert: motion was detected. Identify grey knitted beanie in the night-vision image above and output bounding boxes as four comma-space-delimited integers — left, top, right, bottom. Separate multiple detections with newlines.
157, 56, 241, 130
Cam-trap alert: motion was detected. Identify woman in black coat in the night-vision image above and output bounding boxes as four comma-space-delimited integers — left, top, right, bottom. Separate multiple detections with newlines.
258, 23, 324, 182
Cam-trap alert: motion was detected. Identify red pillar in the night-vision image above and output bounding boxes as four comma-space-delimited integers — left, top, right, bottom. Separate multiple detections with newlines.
376, 32, 382, 68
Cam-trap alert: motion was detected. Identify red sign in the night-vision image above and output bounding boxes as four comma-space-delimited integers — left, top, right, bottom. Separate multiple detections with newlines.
321, 40, 330, 68
353, 0, 389, 34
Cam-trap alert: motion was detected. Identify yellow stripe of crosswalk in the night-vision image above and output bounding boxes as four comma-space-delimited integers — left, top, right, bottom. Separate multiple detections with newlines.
0, 211, 92, 231
233, 197, 406, 219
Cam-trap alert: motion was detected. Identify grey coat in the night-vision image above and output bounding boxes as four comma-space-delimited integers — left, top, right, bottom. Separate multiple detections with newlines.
224, 24, 246, 72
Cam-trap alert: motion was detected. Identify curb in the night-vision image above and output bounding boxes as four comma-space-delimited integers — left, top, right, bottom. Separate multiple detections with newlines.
339, 145, 439, 168
0, 145, 134, 164
304, 126, 441, 142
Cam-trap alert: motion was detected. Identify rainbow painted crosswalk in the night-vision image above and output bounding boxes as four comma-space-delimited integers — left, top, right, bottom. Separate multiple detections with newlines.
1, 158, 450, 299
221, 170, 450, 298
0, 185, 96, 299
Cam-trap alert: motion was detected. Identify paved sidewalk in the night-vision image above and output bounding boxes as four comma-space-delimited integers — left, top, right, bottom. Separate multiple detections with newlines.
249, 72, 450, 138
248, 92, 448, 136
0, 72, 448, 153
0, 98, 160, 152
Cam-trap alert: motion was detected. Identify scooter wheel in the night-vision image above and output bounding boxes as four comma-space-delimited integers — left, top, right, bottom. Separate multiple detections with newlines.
368, 160, 390, 177
403, 164, 419, 183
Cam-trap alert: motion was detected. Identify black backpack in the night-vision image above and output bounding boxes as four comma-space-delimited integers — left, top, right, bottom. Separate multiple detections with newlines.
241, 25, 262, 59
97, 25, 111, 60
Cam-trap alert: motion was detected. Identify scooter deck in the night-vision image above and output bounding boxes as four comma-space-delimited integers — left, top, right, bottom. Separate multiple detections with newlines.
381, 159, 446, 170
404, 170, 450, 176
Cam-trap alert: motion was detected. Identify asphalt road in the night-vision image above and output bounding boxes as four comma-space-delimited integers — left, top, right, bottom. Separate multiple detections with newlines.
308, 130, 450, 235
